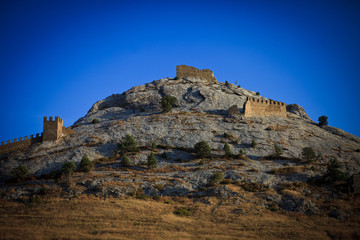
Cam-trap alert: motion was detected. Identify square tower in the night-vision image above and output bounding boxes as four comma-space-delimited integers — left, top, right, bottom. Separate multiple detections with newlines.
43, 116, 63, 142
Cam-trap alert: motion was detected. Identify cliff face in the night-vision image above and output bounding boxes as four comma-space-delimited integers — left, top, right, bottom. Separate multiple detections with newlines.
0, 74, 359, 215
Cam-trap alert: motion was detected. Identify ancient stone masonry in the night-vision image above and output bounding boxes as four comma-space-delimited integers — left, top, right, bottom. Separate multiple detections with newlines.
244, 97, 287, 118
43, 116, 63, 142
176, 65, 217, 84
0, 116, 72, 155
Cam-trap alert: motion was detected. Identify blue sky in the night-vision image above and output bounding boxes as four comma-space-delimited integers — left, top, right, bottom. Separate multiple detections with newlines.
0, 0, 359, 142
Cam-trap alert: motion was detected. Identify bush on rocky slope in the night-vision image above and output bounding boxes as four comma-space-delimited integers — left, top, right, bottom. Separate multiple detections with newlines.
194, 141, 211, 158
161, 95, 177, 113
11, 165, 29, 181
119, 134, 139, 153
147, 152, 157, 169
79, 154, 93, 172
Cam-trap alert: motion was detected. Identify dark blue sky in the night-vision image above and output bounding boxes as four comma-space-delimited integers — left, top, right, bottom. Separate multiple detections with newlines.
0, 0, 359, 141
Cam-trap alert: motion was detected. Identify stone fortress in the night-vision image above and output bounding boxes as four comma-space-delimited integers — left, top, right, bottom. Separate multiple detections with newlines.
177, 65, 287, 118
0, 116, 73, 155
0, 65, 287, 154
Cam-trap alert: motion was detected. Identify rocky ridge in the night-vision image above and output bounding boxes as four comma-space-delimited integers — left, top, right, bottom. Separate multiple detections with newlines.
1, 75, 359, 215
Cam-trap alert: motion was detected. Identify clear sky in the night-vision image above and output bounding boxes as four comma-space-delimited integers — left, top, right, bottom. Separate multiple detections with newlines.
0, 0, 359, 142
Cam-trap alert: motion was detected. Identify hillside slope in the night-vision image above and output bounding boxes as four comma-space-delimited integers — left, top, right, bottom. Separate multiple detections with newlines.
0, 73, 359, 217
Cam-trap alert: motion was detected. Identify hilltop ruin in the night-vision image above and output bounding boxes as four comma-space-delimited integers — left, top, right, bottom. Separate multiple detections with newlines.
176, 65, 217, 83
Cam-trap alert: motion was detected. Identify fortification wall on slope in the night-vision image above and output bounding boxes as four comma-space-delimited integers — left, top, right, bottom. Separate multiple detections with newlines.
0, 133, 42, 154
176, 65, 217, 83
0, 116, 70, 155
244, 97, 287, 118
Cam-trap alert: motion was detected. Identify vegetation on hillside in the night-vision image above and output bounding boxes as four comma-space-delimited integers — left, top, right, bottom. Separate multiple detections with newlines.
79, 154, 93, 172
119, 134, 139, 153
161, 95, 178, 113
194, 141, 211, 158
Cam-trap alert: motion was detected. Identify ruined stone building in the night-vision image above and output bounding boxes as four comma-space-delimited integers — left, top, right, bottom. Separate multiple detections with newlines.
176, 65, 217, 84
0, 116, 73, 155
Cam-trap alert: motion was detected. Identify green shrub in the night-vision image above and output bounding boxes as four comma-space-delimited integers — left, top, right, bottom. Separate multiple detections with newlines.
152, 141, 157, 149
119, 134, 139, 153
274, 144, 283, 157
209, 171, 224, 186
251, 139, 257, 148
174, 207, 191, 217
194, 141, 211, 158
11, 165, 29, 180
223, 132, 229, 138
161, 95, 178, 113
225, 81, 229, 86
302, 147, 316, 162
256, 92, 260, 96
318, 115, 328, 127
324, 158, 345, 182
61, 162, 77, 176
91, 118, 99, 124
224, 143, 232, 157
121, 155, 131, 167
79, 154, 93, 172
199, 159, 205, 165
147, 152, 157, 169
239, 149, 245, 155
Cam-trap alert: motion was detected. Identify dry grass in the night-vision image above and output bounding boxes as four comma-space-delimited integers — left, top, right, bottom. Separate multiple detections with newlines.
270, 166, 299, 175
0, 196, 359, 239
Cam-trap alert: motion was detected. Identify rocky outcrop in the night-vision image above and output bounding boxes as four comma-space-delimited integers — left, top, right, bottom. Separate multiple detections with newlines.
1, 74, 359, 217
286, 104, 310, 120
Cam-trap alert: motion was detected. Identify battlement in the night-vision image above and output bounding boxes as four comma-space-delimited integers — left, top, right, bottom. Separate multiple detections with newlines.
0, 116, 69, 155
0, 133, 43, 154
246, 97, 286, 106
44, 116, 63, 124
176, 65, 217, 84
244, 97, 287, 118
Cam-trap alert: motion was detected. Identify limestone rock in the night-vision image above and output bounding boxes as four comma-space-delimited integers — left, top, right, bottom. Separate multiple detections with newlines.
286, 104, 311, 120
228, 105, 240, 116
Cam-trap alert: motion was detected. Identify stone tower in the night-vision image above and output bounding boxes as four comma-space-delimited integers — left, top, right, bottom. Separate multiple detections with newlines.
43, 116, 63, 142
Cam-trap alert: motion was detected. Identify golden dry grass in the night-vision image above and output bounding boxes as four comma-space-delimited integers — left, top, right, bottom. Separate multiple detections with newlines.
0, 196, 359, 240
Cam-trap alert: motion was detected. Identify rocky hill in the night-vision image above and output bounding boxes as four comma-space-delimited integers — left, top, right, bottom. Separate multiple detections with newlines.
1, 67, 360, 217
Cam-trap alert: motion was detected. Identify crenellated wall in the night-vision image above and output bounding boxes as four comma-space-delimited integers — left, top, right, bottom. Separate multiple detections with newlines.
0, 116, 72, 155
244, 97, 287, 118
0, 133, 43, 154
176, 65, 217, 83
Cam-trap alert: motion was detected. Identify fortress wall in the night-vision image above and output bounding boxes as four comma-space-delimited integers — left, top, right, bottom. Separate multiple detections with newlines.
244, 97, 287, 118
0, 116, 70, 155
43, 116, 63, 142
0, 133, 43, 155
62, 126, 75, 135
176, 65, 217, 83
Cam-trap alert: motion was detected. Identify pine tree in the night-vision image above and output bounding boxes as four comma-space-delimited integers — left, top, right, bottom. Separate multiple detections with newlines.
147, 152, 157, 169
